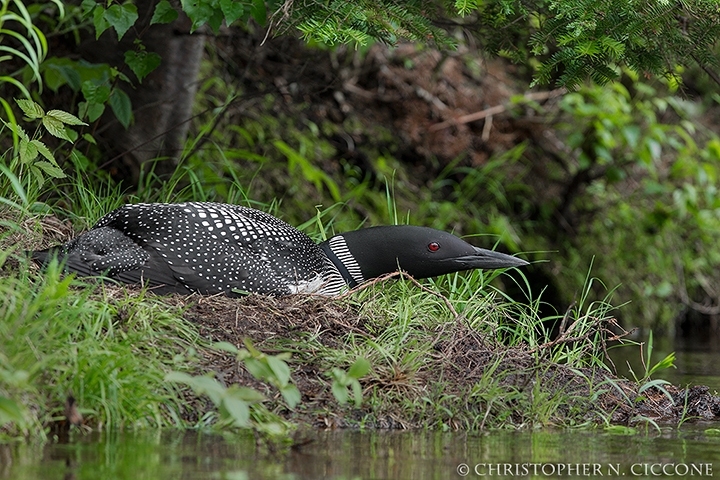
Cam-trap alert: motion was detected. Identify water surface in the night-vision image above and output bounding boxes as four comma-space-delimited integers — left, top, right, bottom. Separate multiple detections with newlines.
3, 426, 720, 479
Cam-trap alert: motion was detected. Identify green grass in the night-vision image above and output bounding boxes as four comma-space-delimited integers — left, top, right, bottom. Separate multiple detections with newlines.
0, 255, 203, 440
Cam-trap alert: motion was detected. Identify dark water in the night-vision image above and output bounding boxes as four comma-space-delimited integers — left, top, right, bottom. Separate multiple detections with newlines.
611, 335, 720, 394
3, 337, 720, 480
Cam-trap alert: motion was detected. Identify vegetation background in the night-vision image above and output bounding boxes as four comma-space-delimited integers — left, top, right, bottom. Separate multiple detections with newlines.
2, 0, 720, 437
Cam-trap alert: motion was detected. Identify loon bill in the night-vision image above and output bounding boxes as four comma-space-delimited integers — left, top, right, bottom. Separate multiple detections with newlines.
32, 202, 528, 296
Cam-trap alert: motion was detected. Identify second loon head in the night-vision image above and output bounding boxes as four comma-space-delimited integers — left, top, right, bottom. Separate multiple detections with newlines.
321, 225, 528, 284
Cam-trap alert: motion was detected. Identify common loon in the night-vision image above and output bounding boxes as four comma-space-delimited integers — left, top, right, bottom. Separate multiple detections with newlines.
32, 202, 528, 296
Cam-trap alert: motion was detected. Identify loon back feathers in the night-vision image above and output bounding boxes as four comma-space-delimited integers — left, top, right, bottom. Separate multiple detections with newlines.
32, 202, 528, 296
34, 202, 333, 296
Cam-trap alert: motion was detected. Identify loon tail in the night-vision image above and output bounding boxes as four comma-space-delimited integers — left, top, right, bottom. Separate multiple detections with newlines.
31, 247, 94, 277
30, 247, 60, 266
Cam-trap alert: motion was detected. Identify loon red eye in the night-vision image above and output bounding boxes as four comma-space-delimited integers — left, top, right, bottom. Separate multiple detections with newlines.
428, 242, 440, 252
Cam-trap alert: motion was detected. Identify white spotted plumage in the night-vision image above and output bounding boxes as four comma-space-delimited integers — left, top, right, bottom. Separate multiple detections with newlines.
60, 202, 346, 296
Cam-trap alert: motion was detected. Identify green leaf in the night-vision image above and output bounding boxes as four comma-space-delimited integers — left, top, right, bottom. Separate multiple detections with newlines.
30, 140, 54, 162
46, 110, 87, 126
181, 0, 214, 32
244, 357, 274, 381
231, 386, 265, 403
105, 3, 138, 40
0, 397, 26, 425
15, 98, 44, 119
34, 161, 66, 178
42, 115, 72, 141
43, 66, 65, 92
220, 395, 250, 427
93, 5, 110, 39
124, 50, 161, 82
212, 341, 239, 354
81, 80, 111, 103
165, 371, 226, 405
331, 381, 348, 405
80, 0, 97, 18
220, 0, 244, 25
151, 0, 178, 24
351, 380, 363, 407
206, 9, 224, 34
250, 0, 266, 25
280, 384, 301, 409
79, 101, 105, 122
109, 88, 132, 128
266, 356, 291, 387
347, 358, 370, 379
29, 165, 45, 188
2, 120, 29, 141
70, 150, 91, 170
19, 138, 38, 164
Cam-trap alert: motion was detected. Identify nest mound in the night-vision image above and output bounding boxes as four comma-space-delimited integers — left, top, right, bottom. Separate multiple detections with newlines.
179, 294, 720, 428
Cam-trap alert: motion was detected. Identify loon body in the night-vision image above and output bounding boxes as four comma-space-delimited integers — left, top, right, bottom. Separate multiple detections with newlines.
32, 202, 528, 296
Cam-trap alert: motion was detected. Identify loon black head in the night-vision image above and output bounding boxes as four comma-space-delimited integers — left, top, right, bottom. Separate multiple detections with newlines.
320, 225, 528, 285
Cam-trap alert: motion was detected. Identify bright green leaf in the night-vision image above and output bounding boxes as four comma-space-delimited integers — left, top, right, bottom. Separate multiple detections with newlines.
220, 396, 250, 427
165, 371, 226, 405
82, 81, 111, 103
31, 140, 54, 162
34, 161, 66, 178
46, 110, 87, 126
19, 138, 38, 164
79, 101, 105, 122
231, 386, 265, 403
280, 384, 301, 409
351, 380, 363, 407
151, 0, 178, 24
244, 357, 273, 381
347, 358, 370, 379
29, 165, 45, 188
42, 115, 72, 141
15, 98, 44, 119
266, 356, 291, 387
331, 382, 348, 405
2, 120, 29, 141
0, 397, 26, 425
213, 341, 240, 354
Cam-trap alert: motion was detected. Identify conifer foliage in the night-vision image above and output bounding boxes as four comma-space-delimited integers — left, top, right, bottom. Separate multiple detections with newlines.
273, 0, 720, 87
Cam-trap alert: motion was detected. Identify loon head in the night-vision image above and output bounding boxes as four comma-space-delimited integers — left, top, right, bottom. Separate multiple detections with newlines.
320, 225, 528, 286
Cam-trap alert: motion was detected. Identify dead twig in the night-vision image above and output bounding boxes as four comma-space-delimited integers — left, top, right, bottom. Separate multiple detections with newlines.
528, 315, 633, 359
429, 88, 567, 132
